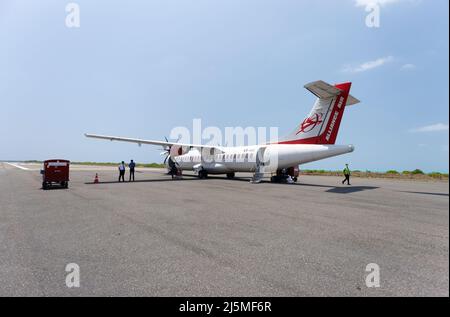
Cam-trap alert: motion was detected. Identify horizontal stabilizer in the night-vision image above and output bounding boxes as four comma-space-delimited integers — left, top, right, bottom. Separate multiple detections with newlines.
304, 80, 341, 99
305, 80, 360, 106
346, 95, 360, 106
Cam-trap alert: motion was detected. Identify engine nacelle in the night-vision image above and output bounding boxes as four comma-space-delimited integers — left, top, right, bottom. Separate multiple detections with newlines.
170, 145, 190, 157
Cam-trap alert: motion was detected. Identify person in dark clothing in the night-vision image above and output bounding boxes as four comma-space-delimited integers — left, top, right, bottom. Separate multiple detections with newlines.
118, 161, 126, 182
129, 160, 136, 182
342, 164, 351, 185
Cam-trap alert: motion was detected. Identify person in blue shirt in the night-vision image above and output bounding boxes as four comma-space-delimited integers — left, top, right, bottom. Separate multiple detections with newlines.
129, 160, 136, 182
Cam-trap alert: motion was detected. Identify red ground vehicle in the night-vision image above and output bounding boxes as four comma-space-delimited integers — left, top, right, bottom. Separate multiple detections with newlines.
41, 159, 70, 190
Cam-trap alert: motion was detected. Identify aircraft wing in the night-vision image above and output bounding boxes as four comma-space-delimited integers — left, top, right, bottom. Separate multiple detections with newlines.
85, 133, 220, 150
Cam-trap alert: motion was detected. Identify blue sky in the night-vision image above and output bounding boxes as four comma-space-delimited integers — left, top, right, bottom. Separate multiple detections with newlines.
1, 0, 448, 172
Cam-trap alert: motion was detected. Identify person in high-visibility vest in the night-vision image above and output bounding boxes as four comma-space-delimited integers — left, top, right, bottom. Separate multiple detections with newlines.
342, 164, 351, 185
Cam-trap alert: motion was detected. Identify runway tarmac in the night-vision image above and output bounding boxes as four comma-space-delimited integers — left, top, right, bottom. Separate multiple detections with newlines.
0, 162, 448, 296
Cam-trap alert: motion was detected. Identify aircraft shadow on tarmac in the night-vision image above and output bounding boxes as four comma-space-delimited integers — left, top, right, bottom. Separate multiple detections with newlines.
325, 186, 379, 194
287, 182, 379, 194
399, 191, 449, 197
85, 174, 379, 194
214, 177, 379, 194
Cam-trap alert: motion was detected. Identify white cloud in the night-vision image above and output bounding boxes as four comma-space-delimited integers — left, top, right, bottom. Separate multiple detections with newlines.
343, 56, 394, 73
401, 63, 416, 70
409, 123, 449, 133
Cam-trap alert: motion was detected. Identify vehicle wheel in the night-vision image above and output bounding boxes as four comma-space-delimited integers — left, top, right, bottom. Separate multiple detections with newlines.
293, 177, 298, 182
226, 172, 235, 179
270, 176, 276, 183
42, 182, 48, 190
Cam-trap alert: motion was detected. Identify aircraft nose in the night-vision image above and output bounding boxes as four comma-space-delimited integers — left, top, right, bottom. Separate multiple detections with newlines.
348, 144, 355, 153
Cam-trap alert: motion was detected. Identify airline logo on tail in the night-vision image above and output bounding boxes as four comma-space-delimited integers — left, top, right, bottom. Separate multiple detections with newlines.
296, 113, 324, 135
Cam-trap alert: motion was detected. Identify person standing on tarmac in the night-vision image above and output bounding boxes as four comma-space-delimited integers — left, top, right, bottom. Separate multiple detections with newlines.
129, 160, 136, 182
342, 164, 351, 185
118, 161, 126, 182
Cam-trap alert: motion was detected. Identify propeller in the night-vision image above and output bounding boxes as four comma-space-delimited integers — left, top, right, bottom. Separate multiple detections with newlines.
159, 136, 181, 169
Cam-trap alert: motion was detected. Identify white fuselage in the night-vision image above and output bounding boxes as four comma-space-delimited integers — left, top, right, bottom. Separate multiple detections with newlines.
172, 144, 355, 174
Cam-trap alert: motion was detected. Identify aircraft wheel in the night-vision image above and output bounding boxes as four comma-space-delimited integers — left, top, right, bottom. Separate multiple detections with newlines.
198, 170, 208, 179
226, 173, 235, 179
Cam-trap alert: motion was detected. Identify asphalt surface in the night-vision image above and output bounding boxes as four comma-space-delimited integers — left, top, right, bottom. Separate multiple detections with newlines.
0, 162, 448, 296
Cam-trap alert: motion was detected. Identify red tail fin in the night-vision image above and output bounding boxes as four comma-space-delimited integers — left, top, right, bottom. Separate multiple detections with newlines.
279, 81, 358, 145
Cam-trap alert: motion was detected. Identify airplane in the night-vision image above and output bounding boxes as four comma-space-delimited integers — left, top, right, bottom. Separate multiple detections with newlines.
85, 80, 360, 183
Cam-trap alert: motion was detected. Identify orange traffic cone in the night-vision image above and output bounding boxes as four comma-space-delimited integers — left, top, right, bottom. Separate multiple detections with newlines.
94, 173, 99, 184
